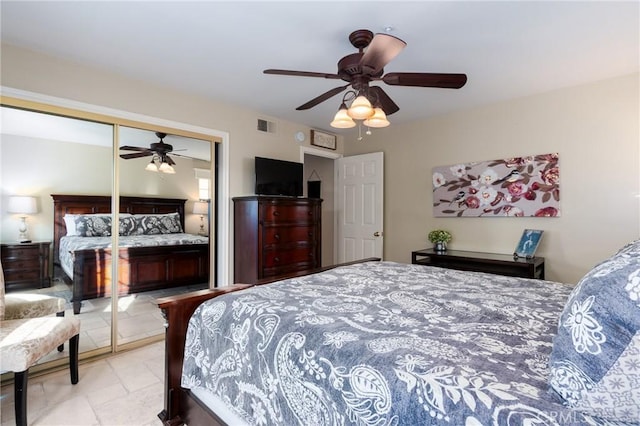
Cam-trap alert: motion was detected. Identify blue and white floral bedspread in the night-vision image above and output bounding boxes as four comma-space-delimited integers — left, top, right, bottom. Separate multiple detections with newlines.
181, 261, 613, 425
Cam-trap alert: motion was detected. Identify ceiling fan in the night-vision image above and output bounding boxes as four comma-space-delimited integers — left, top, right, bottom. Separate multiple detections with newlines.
120, 132, 177, 166
264, 29, 467, 117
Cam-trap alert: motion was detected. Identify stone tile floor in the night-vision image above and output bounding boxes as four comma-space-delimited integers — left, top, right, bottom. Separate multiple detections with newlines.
26, 281, 206, 364
1, 281, 208, 425
1, 341, 165, 425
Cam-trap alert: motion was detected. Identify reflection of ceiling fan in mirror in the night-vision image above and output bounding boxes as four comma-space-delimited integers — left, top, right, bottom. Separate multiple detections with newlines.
120, 132, 184, 174
264, 29, 467, 129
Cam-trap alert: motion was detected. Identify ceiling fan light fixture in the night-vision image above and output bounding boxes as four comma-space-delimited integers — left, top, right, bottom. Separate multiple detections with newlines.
265, 28, 468, 140
347, 95, 374, 120
363, 107, 390, 128
330, 103, 356, 128
159, 161, 175, 174
145, 159, 159, 172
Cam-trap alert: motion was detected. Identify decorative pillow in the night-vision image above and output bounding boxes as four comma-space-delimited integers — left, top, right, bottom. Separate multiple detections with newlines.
613, 238, 640, 257
73, 215, 112, 237
68, 214, 135, 237
131, 213, 183, 235
548, 246, 640, 422
118, 215, 137, 236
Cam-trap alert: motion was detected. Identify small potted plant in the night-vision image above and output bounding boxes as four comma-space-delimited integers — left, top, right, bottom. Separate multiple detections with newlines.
428, 229, 452, 252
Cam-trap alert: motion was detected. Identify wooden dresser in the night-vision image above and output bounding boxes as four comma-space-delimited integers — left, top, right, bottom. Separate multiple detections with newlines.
1, 241, 51, 291
233, 196, 322, 283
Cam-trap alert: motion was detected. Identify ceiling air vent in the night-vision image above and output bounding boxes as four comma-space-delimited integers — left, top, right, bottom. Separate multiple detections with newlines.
257, 118, 276, 134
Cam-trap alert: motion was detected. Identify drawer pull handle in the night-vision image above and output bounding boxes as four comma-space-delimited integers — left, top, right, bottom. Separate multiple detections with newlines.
274, 234, 280, 240
273, 211, 280, 216
274, 257, 280, 262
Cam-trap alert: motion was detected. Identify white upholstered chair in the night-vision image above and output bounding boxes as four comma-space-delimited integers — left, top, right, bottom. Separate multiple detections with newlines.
4, 291, 66, 321
0, 261, 81, 426
3, 275, 68, 353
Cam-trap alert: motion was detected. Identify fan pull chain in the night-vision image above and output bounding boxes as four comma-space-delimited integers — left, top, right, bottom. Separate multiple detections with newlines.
356, 123, 373, 141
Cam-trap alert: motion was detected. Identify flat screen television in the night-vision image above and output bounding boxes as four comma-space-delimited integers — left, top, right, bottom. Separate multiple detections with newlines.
255, 156, 303, 197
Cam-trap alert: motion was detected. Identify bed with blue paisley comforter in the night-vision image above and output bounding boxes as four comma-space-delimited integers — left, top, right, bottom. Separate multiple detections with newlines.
180, 260, 634, 426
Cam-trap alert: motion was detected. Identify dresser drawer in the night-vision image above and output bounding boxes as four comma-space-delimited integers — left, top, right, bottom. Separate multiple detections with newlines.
1, 244, 40, 260
263, 247, 315, 268
263, 226, 316, 245
3, 269, 40, 282
261, 204, 316, 224
2, 257, 40, 270
262, 262, 314, 279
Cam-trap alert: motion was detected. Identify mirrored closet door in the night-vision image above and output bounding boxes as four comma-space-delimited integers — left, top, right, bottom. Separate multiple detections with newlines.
0, 106, 115, 362
1, 101, 217, 369
115, 126, 212, 346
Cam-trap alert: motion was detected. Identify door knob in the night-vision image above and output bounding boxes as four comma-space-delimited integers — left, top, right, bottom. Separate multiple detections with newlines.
373, 231, 381, 237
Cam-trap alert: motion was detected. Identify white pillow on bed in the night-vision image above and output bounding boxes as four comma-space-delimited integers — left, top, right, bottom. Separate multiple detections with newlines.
63, 214, 80, 236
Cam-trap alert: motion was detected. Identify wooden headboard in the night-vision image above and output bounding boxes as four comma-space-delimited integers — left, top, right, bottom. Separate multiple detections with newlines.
51, 194, 187, 263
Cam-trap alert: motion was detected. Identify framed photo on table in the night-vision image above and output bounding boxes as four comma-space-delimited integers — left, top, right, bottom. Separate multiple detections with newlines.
514, 229, 544, 259
311, 130, 337, 150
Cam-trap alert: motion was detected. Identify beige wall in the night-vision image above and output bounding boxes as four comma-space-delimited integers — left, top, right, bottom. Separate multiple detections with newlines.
3, 43, 638, 284
345, 73, 640, 283
0, 134, 209, 240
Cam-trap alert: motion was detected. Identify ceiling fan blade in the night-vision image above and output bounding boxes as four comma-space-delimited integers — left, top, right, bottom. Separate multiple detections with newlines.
360, 33, 406, 75
120, 145, 149, 152
369, 86, 399, 115
264, 69, 341, 79
120, 151, 153, 159
171, 152, 190, 158
296, 84, 351, 110
382, 72, 467, 89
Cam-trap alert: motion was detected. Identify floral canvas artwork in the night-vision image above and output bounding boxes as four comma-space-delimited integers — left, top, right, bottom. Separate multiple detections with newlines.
432, 153, 560, 217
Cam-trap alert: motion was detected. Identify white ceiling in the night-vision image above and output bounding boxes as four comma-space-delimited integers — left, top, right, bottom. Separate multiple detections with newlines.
1, 1, 638, 134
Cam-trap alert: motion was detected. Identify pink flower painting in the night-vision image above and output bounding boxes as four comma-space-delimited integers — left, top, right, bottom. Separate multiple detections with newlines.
432, 153, 560, 217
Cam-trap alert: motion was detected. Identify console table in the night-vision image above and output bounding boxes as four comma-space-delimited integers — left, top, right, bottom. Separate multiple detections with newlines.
411, 248, 545, 280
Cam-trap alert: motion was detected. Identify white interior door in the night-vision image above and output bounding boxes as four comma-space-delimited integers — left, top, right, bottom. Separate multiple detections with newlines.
336, 152, 384, 262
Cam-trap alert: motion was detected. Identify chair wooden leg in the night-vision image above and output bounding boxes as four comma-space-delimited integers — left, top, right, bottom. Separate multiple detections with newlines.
70, 334, 79, 384
14, 369, 28, 426
57, 311, 65, 352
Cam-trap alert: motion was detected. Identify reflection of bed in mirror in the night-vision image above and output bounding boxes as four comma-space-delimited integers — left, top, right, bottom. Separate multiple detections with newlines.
52, 194, 209, 314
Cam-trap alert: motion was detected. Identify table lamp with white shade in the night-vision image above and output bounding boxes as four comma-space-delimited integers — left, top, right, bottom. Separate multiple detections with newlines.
8, 196, 38, 243
193, 201, 209, 236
